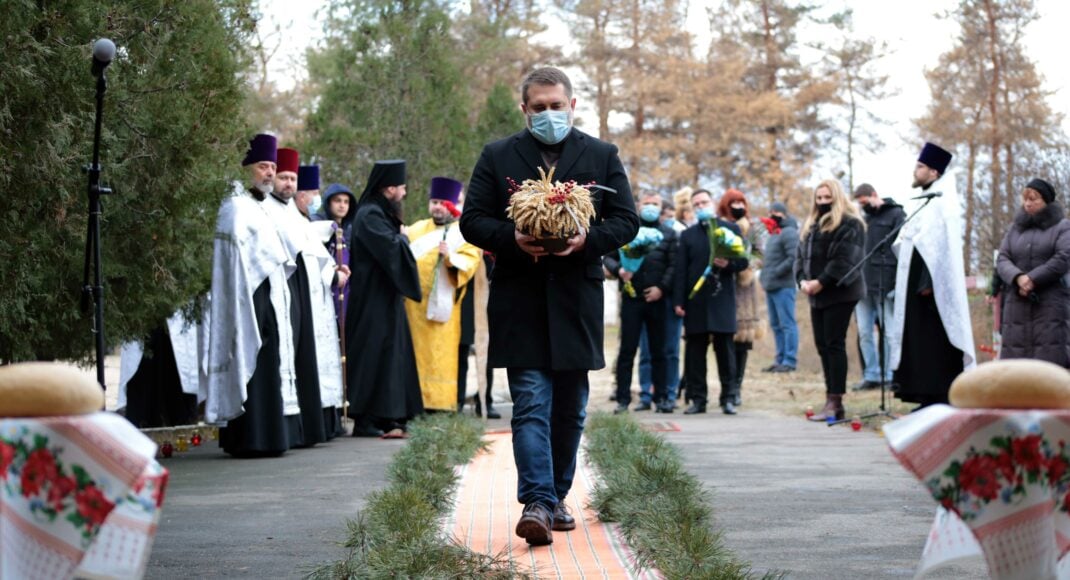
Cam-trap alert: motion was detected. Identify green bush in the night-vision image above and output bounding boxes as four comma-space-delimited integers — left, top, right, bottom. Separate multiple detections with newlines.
0, 0, 256, 361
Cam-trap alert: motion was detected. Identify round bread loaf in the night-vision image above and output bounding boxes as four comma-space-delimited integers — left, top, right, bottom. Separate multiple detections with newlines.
949, 359, 1070, 409
0, 362, 105, 417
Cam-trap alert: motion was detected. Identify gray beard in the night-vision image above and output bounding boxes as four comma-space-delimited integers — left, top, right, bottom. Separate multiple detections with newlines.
432, 215, 451, 226
253, 181, 274, 195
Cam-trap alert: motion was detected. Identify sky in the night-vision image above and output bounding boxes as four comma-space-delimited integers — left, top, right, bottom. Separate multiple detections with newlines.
260, 0, 1069, 203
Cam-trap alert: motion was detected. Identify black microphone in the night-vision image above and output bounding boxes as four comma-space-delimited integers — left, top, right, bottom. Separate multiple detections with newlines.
91, 38, 116, 77
911, 192, 942, 200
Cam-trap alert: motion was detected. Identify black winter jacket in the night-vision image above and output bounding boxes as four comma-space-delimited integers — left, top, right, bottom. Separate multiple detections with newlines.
603, 220, 677, 297
861, 198, 906, 298
794, 216, 866, 309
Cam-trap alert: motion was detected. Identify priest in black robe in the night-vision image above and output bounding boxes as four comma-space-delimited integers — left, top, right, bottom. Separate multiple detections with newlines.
345, 160, 423, 437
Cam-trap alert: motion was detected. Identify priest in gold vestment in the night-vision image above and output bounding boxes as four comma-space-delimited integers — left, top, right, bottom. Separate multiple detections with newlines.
405, 177, 483, 411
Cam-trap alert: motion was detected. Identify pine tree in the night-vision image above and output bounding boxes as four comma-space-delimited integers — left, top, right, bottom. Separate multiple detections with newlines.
0, 0, 256, 361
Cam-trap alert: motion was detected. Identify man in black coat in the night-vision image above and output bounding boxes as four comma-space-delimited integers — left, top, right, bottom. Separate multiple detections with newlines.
603, 190, 676, 414
852, 183, 905, 391
460, 67, 638, 546
673, 189, 748, 415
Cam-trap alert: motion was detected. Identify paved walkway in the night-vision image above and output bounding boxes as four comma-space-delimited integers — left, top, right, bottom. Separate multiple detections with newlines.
143, 434, 403, 579
450, 432, 658, 579
656, 409, 988, 579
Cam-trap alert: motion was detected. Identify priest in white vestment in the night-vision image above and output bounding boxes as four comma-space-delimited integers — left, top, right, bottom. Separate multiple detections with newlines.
889, 142, 976, 407
206, 133, 302, 456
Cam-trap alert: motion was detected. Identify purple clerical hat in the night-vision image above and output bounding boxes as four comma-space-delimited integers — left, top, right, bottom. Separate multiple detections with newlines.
428, 177, 463, 204
242, 133, 277, 166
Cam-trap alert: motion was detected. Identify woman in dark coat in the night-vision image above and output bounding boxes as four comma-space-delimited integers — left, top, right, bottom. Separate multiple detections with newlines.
997, 178, 1070, 368
795, 179, 866, 421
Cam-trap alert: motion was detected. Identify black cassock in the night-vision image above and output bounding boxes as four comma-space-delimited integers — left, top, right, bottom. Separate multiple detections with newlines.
220, 278, 304, 456
289, 254, 329, 446
125, 324, 197, 428
345, 200, 423, 424
894, 250, 964, 405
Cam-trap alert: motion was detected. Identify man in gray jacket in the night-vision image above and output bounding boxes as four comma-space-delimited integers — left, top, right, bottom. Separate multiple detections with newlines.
759, 202, 799, 372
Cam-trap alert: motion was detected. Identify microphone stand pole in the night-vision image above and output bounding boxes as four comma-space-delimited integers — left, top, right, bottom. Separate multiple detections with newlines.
81, 70, 113, 390
828, 195, 937, 426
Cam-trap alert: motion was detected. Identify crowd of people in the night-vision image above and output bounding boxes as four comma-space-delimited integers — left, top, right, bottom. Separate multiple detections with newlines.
606, 141, 1067, 423
117, 65, 1070, 546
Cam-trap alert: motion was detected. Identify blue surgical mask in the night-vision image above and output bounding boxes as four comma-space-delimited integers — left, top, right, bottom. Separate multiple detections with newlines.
308, 195, 323, 216
639, 205, 661, 223
695, 207, 714, 222
664, 218, 676, 229
528, 110, 572, 145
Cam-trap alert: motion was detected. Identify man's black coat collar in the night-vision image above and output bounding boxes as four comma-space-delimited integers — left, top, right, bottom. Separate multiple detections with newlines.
512, 128, 589, 178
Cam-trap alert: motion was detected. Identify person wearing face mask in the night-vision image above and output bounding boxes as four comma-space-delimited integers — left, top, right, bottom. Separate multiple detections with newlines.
603, 191, 677, 414
717, 189, 767, 408
850, 183, 905, 392
673, 189, 749, 415
296, 164, 321, 220
759, 202, 800, 373
795, 179, 866, 422
634, 198, 687, 410
460, 66, 638, 546
997, 178, 1070, 368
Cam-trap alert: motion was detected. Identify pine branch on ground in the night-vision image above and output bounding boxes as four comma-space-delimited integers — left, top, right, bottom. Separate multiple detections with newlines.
585, 413, 783, 579
307, 413, 528, 579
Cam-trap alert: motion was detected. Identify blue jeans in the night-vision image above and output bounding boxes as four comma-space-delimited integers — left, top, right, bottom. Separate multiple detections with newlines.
507, 368, 590, 509
765, 287, 798, 368
638, 301, 683, 404
855, 293, 894, 382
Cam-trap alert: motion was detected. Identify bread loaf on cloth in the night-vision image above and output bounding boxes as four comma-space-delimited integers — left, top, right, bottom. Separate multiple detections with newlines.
0, 362, 104, 417
949, 359, 1070, 409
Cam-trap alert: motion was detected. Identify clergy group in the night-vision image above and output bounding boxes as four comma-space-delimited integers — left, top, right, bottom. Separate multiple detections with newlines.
129, 133, 488, 456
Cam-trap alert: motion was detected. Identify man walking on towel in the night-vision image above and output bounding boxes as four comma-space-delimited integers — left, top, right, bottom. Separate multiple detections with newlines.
460, 67, 638, 545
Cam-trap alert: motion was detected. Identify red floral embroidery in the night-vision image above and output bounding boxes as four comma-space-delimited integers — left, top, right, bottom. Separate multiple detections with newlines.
958, 455, 1002, 501
933, 432, 1070, 521
0, 441, 14, 479
1012, 434, 1045, 473
75, 485, 115, 530
47, 475, 77, 511
21, 448, 58, 497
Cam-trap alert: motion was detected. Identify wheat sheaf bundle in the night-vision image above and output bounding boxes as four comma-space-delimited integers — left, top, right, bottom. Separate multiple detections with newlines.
506, 166, 596, 239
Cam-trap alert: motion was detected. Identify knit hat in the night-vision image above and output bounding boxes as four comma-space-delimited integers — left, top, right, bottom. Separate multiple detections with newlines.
770, 202, 788, 214
1027, 178, 1057, 204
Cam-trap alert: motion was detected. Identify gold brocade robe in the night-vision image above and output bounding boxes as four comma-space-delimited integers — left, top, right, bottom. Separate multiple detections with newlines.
404, 218, 482, 410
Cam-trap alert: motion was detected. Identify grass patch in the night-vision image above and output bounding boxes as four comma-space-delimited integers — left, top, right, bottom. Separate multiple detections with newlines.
585, 413, 781, 579
309, 413, 527, 579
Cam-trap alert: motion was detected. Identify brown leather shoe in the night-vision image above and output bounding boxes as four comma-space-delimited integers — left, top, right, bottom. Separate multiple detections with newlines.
515, 503, 554, 545
552, 502, 576, 531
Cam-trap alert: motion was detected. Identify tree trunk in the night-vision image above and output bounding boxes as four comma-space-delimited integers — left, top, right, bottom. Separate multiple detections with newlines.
964, 139, 977, 274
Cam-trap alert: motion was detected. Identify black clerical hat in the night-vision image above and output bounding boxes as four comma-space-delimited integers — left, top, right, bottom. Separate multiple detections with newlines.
918, 142, 953, 174
358, 159, 406, 204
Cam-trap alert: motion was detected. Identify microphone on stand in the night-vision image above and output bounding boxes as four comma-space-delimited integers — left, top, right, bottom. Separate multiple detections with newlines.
91, 38, 116, 77
911, 192, 942, 200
